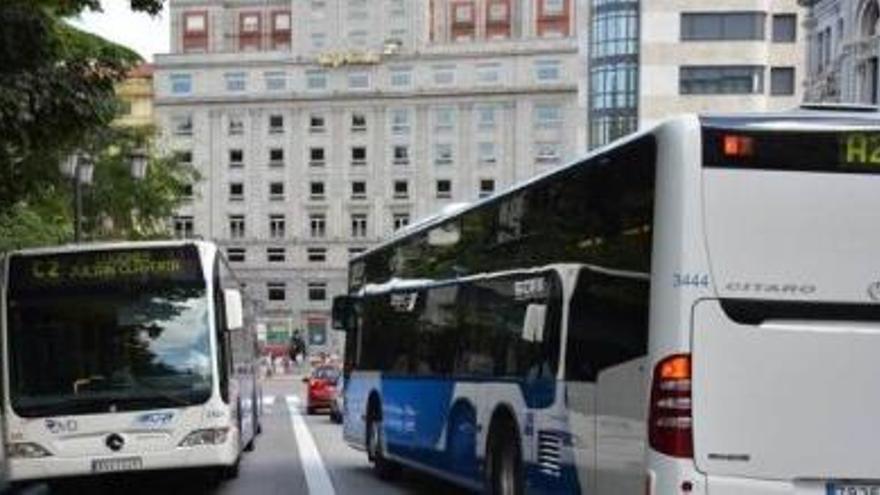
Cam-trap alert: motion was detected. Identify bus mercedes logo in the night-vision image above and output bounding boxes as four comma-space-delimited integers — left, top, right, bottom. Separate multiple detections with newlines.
105, 433, 124, 452
869, 282, 880, 302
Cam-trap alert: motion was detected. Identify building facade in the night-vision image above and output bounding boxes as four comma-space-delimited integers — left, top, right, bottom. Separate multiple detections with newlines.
587, 0, 806, 148
801, 0, 880, 104
154, 0, 583, 354
115, 63, 156, 128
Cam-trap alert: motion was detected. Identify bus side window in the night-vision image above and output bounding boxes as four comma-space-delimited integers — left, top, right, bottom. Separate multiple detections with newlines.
213, 258, 231, 402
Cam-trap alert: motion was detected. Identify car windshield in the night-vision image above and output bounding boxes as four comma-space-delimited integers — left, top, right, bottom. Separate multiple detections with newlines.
7, 248, 213, 417
312, 367, 339, 383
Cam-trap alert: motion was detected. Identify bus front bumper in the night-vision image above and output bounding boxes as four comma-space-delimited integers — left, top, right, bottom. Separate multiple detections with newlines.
9, 444, 239, 482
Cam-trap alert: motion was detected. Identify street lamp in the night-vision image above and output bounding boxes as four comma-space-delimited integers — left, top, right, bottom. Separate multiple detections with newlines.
60, 149, 150, 243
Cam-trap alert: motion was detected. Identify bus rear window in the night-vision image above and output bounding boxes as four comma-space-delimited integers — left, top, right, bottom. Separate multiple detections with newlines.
703, 128, 880, 174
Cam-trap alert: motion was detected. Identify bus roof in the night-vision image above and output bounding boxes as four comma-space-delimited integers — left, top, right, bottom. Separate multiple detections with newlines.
354, 108, 880, 264
4, 239, 217, 258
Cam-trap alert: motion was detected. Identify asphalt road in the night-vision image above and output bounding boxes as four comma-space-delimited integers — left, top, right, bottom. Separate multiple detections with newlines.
9, 376, 468, 495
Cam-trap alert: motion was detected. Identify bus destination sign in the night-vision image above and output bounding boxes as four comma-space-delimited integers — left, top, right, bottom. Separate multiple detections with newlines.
841, 133, 880, 170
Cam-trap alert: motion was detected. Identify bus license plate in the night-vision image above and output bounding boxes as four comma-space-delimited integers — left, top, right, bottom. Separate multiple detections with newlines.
827, 483, 880, 495
91, 456, 143, 473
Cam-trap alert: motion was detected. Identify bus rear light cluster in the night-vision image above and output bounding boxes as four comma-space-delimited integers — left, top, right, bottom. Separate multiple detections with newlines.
648, 354, 693, 458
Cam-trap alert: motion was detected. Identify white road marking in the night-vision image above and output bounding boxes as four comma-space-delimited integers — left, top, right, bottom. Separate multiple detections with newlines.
286, 395, 335, 495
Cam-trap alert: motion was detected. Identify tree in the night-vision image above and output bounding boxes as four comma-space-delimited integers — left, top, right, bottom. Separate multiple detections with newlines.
0, 0, 165, 214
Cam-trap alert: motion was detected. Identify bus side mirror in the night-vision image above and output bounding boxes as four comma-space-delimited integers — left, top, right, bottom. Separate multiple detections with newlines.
224, 289, 244, 331
522, 304, 547, 343
332, 295, 356, 332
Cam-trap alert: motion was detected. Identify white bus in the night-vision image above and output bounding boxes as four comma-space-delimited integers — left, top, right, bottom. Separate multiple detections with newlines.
334, 109, 880, 494
1, 241, 261, 484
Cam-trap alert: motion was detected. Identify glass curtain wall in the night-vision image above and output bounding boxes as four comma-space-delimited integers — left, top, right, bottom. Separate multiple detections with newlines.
589, 0, 640, 148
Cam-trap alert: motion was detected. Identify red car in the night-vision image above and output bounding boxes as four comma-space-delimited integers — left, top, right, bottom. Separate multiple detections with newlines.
304, 366, 340, 415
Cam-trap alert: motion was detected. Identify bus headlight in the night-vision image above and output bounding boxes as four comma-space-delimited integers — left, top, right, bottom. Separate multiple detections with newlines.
178, 427, 230, 447
7, 442, 52, 459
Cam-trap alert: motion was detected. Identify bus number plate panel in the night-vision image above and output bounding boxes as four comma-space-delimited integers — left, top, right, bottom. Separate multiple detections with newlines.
91, 456, 143, 473
827, 483, 880, 495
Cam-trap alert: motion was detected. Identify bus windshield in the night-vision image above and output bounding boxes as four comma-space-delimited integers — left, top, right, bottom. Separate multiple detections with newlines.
6, 247, 213, 417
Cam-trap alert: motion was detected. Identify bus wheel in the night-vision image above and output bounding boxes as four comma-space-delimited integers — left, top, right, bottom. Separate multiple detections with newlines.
367, 415, 400, 480
486, 422, 524, 495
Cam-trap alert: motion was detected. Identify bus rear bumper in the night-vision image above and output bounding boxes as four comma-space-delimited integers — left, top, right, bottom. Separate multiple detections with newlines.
9, 444, 238, 482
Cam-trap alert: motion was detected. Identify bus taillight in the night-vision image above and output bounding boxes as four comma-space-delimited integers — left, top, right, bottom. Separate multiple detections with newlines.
722, 134, 754, 158
648, 354, 693, 458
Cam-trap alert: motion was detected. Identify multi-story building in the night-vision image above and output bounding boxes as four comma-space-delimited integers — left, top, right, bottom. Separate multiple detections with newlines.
801, 0, 880, 104
115, 63, 155, 128
154, 0, 583, 354
586, 0, 806, 148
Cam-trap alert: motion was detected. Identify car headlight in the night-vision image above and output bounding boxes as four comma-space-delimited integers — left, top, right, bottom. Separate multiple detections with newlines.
178, 427, 230, 447
8, 442, 52, 459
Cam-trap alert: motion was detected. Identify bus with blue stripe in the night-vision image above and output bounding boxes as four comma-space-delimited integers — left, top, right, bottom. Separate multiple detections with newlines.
335, 110, 880, 494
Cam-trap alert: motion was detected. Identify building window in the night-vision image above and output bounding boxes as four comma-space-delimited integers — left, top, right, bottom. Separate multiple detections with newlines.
351, 213, 368, 238
227, 247, 246, 263
173, 215, 194, 239
269, 214, 286, 239
308, 282, 327, 302
170, 73, 192, 95
591, 8, 638, 58
310, 213, 326, 238
351, 113, 367, 132
309, 147, 326, 167
269, 114, 284, 134
590, 62, 639, 112
267, 282, 286, 301
183, 12, 208, 52
536, 142, 561, 165
348, 71, 371, 90
310, 181, 325, 200
770, 67, 795, 96
229, 182, 244, 201
434, 143, 453, 166
181, 183, 194, 199
307, 247, 327, 263
390, 67, 412, 87
436, 180, 452, 199
229, 215, 246, 239
390, 108, 410, 134
393, 180, 409, 199
267, 247, 286, 263
348, 29, 368, 46
772, 14, 797, 43
681, 13, 766, 41
535, 60, 562, 82
172, 115, 193, 136
225, 72, 247, 92
476, 105, 496, 130
311, 32, 327, 49
348, 247, 366, 257
479, 179, 495, 198
228, 116, 244, 136
269, 148, 284, 167
433, 65, 456, 85
351, 181, 367, 200
272, 11, 291, 50
488, 1, 510, 23
435, 107, 455, 132
454, 2, 474, 23
476, 63, 501, 84
542, 0, 564, 17
239, 13, 262, 51
351, 147, 367, 166
534, 103, 563, 129
269, 182, 285, 201
309, 114, 326, 133
478, 142, 497, 165
393, 145, 409, 165
306, 70, 327, 90
680, 65, 764, 95
229, 149, 244, 168
177, 150, 193, 166
393, 213, 410, 230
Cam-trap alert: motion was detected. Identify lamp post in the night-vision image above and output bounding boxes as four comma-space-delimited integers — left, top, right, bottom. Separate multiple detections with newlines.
60, 148, 150, 243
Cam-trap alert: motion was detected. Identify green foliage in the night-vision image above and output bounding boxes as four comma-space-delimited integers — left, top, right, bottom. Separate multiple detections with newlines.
84, 127, 200, 241
0, 194, 72, 253
0, 0, 163, 215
